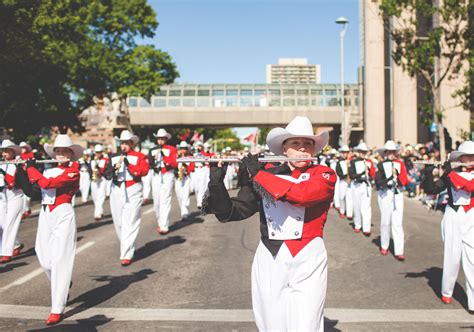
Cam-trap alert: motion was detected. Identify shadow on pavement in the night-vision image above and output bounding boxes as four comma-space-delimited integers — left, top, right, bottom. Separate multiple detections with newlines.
168, 211, 204, 233
325, 317, 341, 331
405, 266, 469, 310
27, 315, 113, 331
77, 216, 113, 233
65, 269, 156, 321
0, 261, 28, 273
371, 237, 395, 255
133, 235, 186, 263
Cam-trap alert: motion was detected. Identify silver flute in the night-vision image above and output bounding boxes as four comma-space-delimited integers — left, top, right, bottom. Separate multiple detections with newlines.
0, 159, 70, 165
412, 160, 474, 167
177, 156, 319, 163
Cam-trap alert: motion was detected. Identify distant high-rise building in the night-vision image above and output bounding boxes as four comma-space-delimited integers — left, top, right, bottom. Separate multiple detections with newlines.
266, 58, 321, 84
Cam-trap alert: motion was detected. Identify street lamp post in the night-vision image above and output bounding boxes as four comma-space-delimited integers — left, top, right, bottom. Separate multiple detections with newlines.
336, 16, 349, 146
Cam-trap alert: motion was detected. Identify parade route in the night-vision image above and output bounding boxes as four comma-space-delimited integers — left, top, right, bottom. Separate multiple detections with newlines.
0, 193, 473, 331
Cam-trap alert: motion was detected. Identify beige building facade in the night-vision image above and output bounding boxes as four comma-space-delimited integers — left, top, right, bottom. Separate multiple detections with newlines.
359, 0, 470, 149
266, 58, 321, 84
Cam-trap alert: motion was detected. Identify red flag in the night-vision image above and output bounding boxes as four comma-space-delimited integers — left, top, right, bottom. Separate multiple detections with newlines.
244, 132, 256, 144
191, 130, 201, 142
179, 129, 190, 141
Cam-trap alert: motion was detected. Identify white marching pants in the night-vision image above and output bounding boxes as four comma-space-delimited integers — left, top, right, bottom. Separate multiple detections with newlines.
338, 179, 353, 217
441, 206, 474, 310
378, 189, 404, 255
193, 167, 209, 208
224, 165, 234, 190
151, 171, 175, 230
106, 179, 112, 197
22, 195, 31, 213
142, 171, 152, 200
0, 189, 23, 256
174, 176, 191, 218
90, 178, 107, 218
333, 176, 340, 209
36, 203, 76, 314
110, 183, 143, 260
79, 171, 91, 203
352, 182, 372, 232
252, 237, 327, 332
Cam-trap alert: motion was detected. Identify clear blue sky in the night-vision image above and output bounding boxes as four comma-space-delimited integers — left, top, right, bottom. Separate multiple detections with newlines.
146, 0, 360, 138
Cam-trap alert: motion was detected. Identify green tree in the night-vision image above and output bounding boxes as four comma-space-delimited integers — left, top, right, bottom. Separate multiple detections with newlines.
0, 0, 178, 139
379, 0, 469, 159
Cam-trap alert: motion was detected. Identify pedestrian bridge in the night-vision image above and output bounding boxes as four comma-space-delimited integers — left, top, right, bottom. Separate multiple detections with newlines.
127, 83, 363, 130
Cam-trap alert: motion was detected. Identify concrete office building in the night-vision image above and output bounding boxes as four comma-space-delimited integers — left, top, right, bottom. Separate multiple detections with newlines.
359, 0, 470, 148
266, 58, 321, 84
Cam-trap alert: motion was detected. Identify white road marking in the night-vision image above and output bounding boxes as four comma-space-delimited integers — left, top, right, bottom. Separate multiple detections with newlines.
0, 241, 95, 292
0, 305, 472, 323
143, 207, 154, 215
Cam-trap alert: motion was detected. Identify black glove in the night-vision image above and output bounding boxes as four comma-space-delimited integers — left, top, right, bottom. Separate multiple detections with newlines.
209, 163, 228, 184
241, 153, 261, 178
25, 159, 37, 169
442, 161, 452, 175
123, 156, 129, 166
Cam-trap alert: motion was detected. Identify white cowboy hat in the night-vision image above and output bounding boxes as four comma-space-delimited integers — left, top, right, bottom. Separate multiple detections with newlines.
194, 141, 203, 147
153, 128, 171, 139
44, 135, 84, 161
266, 116, 329, 155
354, 142, 369, 152
94, 144, 104, 153
376, 140, 399, 155
203, 142, 211, 149
0, 139, 21, 155
225, 146, 232, 152
19, 141, 32, 152
338, 144, 350, 153
178, 141, 189, 149
115, 130, 139, 145
449, 141, 474, 162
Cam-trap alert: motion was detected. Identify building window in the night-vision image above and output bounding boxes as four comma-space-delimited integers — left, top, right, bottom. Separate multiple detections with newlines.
183, 98, 195, 107
183, 90, 196, 96
139, 98, 151, 107
212, 90, 224, 96
128, 97, 138, 107
198, 90, 210, 96
156, 90, 167, 97
168, 98, 181, 107
169, 90, 182, 97
152, 98, 166, 108
197, 98, 210, 107
226, 90, 238, 96
240, 89, 253, 96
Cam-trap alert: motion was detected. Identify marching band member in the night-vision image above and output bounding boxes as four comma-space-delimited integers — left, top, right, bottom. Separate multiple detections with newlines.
148, 129, 178, 235
422, 141, 474, 312
349, 142, 376, 235
336, 145, 353, 220
105, 130, 149, 266
375, 140, 408, 261
0, 140, 27, 263
25, 134, 83, 325
223, 147, 236, 190
174, 141, 195, 221
140, 147, 152, 204
78, 150, 92, 203
203, 116, 336, 331
192, 141, 207, 209
19, 142, 33, 219
90, 144, 109, 220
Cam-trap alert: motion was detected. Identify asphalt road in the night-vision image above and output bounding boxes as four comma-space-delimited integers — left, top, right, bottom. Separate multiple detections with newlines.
0, 189, 473, 332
